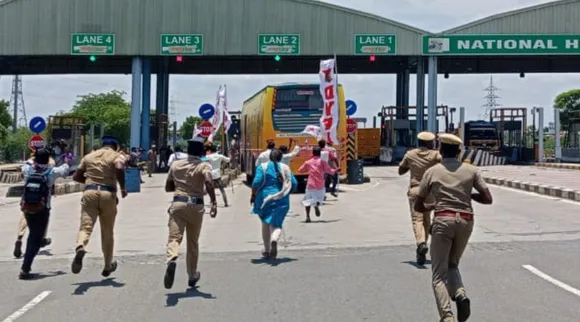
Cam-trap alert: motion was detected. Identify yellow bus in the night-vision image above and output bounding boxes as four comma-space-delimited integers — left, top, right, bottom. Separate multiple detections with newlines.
241, 82, 347, 184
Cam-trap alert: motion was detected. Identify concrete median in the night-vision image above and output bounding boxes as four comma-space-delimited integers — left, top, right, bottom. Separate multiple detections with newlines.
482, 176, 580, 202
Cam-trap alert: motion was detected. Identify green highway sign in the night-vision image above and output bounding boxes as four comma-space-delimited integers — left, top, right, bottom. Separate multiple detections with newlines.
71, 33, 115, 55
354, 34, 397, 55
258, 34, 300, 55
423, 34, 580, 55
160, 34, 203, 55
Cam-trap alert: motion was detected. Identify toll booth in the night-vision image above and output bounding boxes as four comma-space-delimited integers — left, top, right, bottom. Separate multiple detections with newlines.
47, 115, 86, 157
378, 105, 450, 163
489, 108, 530, 162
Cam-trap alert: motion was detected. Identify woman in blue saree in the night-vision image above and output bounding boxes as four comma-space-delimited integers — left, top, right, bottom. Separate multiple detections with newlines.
250, 149, 297, 259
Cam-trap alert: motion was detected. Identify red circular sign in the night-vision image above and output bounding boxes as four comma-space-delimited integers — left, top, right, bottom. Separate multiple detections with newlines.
28, 135, 46, 150
199, 121, 213, 137
346, 118, 357, 134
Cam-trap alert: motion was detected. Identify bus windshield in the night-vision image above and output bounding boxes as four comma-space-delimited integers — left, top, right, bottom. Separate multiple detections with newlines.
469, 127, 497, 139
272, 87, 324, 132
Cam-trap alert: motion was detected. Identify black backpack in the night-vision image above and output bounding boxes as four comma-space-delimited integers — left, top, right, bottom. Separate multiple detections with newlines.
20, 168, 51, 214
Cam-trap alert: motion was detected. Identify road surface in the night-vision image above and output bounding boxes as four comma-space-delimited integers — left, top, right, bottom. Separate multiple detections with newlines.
0, 167, 579, 322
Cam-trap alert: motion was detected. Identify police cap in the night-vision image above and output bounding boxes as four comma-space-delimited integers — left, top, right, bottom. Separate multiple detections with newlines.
101, 136, 118, 145
438, 133, 462, 146
417, 131, 435, 141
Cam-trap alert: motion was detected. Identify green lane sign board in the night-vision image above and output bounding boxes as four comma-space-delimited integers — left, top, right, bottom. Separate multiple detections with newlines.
71, 33, 115, 55
258, 34, 300, 55
354, 34, 397, 55
160, 34, 203, 55
423, 34, 580, 55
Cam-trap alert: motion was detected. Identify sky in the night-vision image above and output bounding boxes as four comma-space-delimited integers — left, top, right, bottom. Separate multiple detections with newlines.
0, 0, 568, 130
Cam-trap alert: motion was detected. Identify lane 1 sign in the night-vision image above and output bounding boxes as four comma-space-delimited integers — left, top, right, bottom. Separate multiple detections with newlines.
345, 100, 357, 116
354, 34, 397, 55
160, 34, 203, 55
28, 116, 46, 134
28, 135, 46, 150
199, 121, 213, 137
258, 34, 301, 55
198, 103, 216, 120
71, 33, 115, 55
346, 118, 357, 135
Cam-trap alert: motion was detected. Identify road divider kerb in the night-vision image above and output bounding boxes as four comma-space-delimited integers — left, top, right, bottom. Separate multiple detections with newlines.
483, 176, 580, 202
535, 162, 580, 170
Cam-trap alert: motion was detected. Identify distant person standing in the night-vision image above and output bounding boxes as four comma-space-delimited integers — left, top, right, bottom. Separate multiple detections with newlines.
147, 145, 157, 177
229, 134, 240, 169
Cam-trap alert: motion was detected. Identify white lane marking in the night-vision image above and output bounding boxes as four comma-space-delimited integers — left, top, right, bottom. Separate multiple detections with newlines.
522, 265, 580, 297
490, 185, 580, 205
339, 181, 380, 192
2, 291, 52, 322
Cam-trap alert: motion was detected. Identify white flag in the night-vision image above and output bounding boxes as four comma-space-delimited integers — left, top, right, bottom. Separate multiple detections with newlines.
192, 122, 201, 138
222, 85, 232, 132
208, 85, 225, 142
319, 58, 339, 145
301, 125, 322, 139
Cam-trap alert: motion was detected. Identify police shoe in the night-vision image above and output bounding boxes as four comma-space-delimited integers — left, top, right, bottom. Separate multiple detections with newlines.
416, 243, 428, 266
41, 238, 52, 248
455, 293, 471, 322
102, 261, 118, 277
188, 271, 201, 288
164, 260, 177, 289
13, 238, 23, 259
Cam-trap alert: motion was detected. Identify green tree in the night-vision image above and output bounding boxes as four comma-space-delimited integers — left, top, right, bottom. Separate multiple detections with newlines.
0, 99, 12, 149
3, 127, 31, 162
554, 89, 580, 130
66, 90, 132, 144
178, 116, 202, 140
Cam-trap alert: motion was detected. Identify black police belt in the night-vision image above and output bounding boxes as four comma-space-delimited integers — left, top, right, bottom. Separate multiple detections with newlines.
173, 195, 204, 205
84, 184, 117, 192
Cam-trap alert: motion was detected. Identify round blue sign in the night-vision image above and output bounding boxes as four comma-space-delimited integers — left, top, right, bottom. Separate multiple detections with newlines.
198, 103, 216, 120
28, 116, 46, 134
345, 100, 357, 116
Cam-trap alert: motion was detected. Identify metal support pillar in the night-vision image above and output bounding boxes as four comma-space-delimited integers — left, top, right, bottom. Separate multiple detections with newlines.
130, 57, 142, 149
395, 72, 403, 107
401, 69, 410, 107
416, 57, 425, 136
155, 73, 164, 120
427, 56, 438, 133
162, 59, 170, 115
459, 107, 465, 150
554, 108, 561, 162
536, 107, 544, 162
141, 58, 151, 150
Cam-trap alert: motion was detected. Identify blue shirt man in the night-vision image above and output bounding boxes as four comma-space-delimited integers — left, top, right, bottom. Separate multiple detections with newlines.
19, 148, 69, 279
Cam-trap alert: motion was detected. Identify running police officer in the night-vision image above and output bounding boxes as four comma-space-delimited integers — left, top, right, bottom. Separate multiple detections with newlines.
398, 131, 441, 266
71, 136, 127, 277
414, 133, 493, 322
163, 137, 218, 290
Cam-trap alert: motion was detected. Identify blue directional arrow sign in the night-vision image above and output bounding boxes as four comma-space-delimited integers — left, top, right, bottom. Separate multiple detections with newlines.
345, 99, 357, 116
198, 103, 216, 120
28, 116, 46, 134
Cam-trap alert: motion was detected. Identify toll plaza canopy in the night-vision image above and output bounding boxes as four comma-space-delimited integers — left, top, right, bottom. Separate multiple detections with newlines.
0, 0, 580, 74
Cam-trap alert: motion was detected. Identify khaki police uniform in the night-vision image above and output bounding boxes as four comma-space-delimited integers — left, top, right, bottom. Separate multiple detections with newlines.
417, 133, 488, 322
166, 157, 212, 280
399, 132, 441, 247
74, 147, 124, 272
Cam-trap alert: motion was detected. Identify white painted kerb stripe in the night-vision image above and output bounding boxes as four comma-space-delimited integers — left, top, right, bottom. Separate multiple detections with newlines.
522, 265, 580, 297
1, 291, 51, 322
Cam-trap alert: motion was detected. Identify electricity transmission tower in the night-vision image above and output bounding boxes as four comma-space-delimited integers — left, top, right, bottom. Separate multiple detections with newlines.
10, 75, 27, 133
481, 75, 501, 120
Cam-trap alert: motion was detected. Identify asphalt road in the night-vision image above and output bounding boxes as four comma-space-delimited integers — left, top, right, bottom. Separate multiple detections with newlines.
0, 167, 579, 322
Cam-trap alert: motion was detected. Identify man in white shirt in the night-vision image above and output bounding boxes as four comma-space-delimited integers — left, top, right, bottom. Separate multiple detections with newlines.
206, 145, 231, 207
279, 144, 300, 166
167, 146, 187, 167
255, 141, 276, 167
